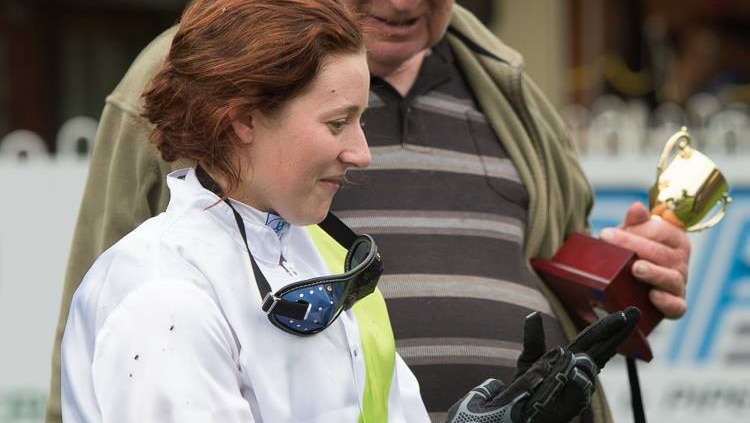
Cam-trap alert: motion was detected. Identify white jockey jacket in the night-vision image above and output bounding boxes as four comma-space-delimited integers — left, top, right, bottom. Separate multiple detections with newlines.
61, 167, 430, 423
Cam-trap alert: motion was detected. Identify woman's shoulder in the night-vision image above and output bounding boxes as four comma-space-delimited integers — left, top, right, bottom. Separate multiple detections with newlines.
74, 212, 227, 327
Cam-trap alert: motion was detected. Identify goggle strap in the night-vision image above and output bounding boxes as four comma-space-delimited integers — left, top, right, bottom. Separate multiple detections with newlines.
226, 199, 275, 298
195, 166, 359, 325
196, 166, 276, 299
317, 212, 358, 249
262, 293, 311, 321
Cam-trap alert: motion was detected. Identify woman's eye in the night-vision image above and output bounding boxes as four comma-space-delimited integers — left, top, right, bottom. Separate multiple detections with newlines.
328, 120, 346, 133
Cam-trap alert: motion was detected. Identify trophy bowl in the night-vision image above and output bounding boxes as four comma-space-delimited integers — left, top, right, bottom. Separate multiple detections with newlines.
649, 127, 731, 231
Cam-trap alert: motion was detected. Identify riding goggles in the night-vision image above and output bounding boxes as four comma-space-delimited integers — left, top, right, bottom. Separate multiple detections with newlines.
259, 230, 382, 335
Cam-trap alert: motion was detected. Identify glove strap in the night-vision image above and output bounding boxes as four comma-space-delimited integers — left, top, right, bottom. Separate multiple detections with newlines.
626, 357, 646, 423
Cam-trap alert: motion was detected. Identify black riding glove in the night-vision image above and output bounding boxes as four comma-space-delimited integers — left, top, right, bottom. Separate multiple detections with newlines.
517, 306, 642, 375
567, 306, 642, 369
445, 307, 641, 423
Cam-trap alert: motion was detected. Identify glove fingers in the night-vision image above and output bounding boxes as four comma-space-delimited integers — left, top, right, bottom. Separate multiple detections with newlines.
471, 378, 506, 400
516, 311, 547, 377
489, 348, 564, 408
584, 307, 641, 369
531, 363, 595, 423
558, 355, 597, 415
524, 352, 597, 423
567, 310, 627, 353
523, 349, 574, 409
568, 306, 641, 369
467, 379, 508, 411
571, 354, 597, 404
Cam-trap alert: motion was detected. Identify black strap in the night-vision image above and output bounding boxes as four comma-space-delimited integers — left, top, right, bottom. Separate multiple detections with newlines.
195, 166, 223, 195
195, 166, 357, 317
317, 212, 357, 247
226, 199, 274, 297
196, 166, 356, 248
626, 357, 647, 423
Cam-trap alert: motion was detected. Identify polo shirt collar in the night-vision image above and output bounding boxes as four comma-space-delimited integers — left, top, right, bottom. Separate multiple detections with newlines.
371, 38, 455, 99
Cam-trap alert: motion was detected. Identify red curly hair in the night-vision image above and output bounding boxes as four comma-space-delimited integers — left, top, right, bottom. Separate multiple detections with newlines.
142, 0, 364, 194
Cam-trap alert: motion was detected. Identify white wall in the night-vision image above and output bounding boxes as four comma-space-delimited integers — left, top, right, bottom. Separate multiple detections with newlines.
0, 159, 88, 423
493, 0, 569, 108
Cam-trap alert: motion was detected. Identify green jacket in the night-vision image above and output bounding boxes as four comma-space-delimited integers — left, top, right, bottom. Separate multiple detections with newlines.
47, 5, 603, 423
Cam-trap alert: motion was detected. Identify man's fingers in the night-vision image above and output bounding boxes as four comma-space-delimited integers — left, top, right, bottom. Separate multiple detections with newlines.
600, 226, 690, 306
608, 201, 691, 257
649, 289, 688, 319
601, 226, 689, 269
632, 259, 686, 296
620, 201, 651, 228
611, 200, 691, 318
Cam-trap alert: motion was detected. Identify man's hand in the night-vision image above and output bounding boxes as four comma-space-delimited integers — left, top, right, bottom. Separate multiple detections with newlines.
445, 308, 641, 423
599, 201, 691, 318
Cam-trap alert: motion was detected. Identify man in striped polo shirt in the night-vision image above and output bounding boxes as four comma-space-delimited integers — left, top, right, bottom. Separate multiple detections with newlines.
332, 36, 574, 419
46, 1, 691, 423
329, 2, 690, 422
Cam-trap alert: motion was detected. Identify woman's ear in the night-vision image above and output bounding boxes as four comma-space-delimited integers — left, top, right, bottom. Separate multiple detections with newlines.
229, 108, 254, 145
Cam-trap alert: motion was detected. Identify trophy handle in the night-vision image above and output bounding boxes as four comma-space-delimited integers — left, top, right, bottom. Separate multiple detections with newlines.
686, 192, 732, 232
656, 126, 691, 181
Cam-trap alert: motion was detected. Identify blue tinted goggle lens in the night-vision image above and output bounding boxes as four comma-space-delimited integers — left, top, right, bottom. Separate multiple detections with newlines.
266, 235, 382, 335
269, 281, 348, 334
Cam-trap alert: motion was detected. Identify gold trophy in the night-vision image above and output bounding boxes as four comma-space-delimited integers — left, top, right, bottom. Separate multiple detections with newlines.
649, 127, 731, 231
532, 126, 731, 361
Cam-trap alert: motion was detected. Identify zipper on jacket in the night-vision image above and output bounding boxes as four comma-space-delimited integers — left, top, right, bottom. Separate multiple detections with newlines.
279, 257, 298, 277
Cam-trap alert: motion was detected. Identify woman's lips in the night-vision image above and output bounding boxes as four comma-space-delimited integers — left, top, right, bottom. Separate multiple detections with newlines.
320, 176, 344, 192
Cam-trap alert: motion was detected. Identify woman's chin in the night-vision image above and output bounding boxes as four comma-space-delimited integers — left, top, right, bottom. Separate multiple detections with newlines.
285, 205, 331, 227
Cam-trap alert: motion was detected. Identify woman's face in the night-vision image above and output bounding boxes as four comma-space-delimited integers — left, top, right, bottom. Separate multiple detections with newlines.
233, 52, 371, 226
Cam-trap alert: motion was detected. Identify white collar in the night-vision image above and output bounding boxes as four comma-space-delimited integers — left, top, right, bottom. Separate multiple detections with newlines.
166, 167, 293, 266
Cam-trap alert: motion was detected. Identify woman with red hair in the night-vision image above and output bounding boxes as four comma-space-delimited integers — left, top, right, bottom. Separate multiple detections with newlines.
59, 1, 428, 422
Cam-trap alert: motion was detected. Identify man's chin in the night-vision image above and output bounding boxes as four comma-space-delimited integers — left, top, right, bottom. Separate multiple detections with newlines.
366, 42, 427, 75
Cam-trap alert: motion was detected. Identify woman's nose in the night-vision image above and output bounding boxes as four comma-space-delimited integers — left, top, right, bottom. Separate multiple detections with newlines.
341, 125, 372, 169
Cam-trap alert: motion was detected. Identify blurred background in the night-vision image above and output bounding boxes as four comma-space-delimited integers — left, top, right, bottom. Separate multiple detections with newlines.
1, 1, 748, 422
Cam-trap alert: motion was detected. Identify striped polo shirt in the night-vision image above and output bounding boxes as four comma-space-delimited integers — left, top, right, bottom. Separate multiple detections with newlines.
331, 40, 575, 422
